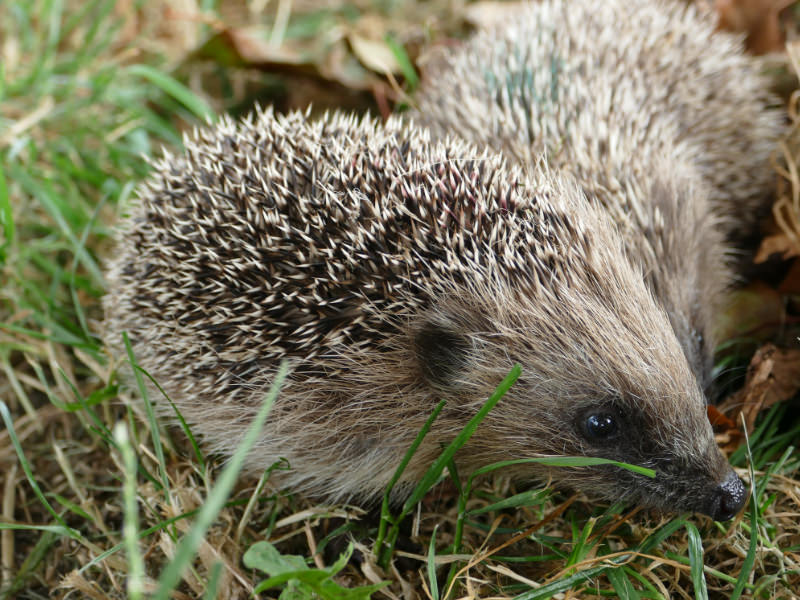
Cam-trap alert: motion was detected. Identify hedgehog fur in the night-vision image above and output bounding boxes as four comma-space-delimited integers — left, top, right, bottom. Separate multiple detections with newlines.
105, 106, 747, 520
413, 0, 783, 391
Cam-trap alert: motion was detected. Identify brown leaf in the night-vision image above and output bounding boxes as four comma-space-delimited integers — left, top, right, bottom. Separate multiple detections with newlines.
708, 405, 745, 454
714, 0, 794, 54
720, 344, 800, 435
754, 230, 800, 263
197, 26, 386, 92
349, 34, 402, 76
707, 404, 736, 429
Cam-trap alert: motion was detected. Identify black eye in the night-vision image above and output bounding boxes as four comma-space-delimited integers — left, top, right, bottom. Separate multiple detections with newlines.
583, 412, 619, 440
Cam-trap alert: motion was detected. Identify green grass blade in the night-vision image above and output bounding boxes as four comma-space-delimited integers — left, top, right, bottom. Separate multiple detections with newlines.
12, 164, 105, 285
468, 456, 656, 480
375, 398, 446, 557
513, 564, 609, 600
730, 429, 758, 600
0, 164, 13, 263
565, 518, 595, 568
385, 35, 418, 90
663, 551, 741, 586
203, 562, 223, 600
638, 518, 686, 554
123, 331, 171, 504
69, 192, 107, 339
79, 508, 204, 573
468, 489, 550, 516
684, 522, 708, 600
618, 566, 661, 598
135, 364, 206, 470
427, 525, 440, 600
382, 399, 447, 499
380, 365, 521, 568
49, 493, 94, 523
607, 567, 641, 600
0, 523, 77, 535
152, 361, 288, 599
0, 401, 78, 538
126, 64, 215, 122
526, 456, 655, 478
399, 364, 521, 515
114, 422, 145, 600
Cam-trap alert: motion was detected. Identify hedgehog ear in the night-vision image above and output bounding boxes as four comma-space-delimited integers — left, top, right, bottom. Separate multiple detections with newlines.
413, 320, 473, 390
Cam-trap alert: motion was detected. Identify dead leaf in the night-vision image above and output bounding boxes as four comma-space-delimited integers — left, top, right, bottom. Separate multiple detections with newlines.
708, 405, 745, 454
708, 404, 737, 429
349, 34, 402, 76
719, 344, 800, 435
714, 0, 794, 54
755, 230, 800, 262
196, 26, 388, 92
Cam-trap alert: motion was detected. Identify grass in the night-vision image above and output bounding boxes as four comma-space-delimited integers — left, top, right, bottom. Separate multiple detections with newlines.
1, 0, 799, 598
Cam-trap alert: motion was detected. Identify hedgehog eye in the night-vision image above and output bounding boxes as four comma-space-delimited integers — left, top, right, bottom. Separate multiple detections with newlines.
580, 411, 620, 443
414, 322, 472, 390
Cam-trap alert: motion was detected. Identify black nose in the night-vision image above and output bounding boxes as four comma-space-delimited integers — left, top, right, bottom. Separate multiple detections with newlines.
709, 471, 747, 521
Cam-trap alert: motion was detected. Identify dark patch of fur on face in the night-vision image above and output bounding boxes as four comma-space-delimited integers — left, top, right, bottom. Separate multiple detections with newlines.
570, 397, 657, 459
561, 394, 734, 514
413, 318, 475, 391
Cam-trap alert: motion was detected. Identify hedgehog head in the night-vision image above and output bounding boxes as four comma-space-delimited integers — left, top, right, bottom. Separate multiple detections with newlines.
387, 174, 743, 520
408, 267, 743, 520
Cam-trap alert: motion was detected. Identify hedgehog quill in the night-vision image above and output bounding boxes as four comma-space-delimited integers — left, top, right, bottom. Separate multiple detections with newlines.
104, 0, 780, 520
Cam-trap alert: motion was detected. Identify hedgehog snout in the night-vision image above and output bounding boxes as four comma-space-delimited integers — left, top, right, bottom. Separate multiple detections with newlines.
705, 470, 747, 521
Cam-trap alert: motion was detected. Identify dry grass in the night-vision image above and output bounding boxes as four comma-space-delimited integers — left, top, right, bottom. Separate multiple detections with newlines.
1, 0, 799, 599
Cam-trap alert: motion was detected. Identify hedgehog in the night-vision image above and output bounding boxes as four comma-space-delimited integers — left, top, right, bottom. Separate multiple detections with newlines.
104, 105, 748, 521
412, 0, 783, 392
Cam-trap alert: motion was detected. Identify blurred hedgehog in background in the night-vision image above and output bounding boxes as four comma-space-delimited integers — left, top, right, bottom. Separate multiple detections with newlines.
413, 0, 783, 391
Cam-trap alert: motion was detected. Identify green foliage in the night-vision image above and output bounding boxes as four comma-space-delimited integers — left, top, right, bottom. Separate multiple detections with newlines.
0, 0, 209, 367
244, 541, 388, 599
606, 567, 641, 599
730, 431, 760, 600
685, 523, 709, 600
0, 165, 12, 265
426, 525, 441, 600
375, 364, 522, 568
0, 401, 79, 539
151, 363, 289, 600
371, 363, 665, 598
114, 422, 145, 600
385, 34, 419, 90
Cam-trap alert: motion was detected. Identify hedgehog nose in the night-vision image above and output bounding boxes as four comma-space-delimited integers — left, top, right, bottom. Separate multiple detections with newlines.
709, 471, 747, 521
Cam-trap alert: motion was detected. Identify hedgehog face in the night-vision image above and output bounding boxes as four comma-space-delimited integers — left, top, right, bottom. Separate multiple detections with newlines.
412, 286, 745, 521
565, 397, 743, 521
